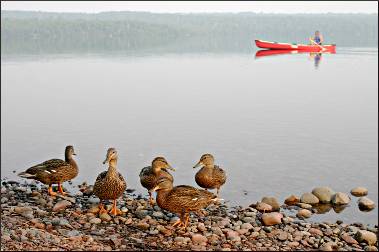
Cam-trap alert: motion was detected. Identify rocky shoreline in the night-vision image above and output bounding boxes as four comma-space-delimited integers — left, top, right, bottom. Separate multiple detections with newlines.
1, 180, 378, 251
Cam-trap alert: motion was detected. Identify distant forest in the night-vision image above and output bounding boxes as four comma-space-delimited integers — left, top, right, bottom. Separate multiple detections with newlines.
1, 11, 378, 54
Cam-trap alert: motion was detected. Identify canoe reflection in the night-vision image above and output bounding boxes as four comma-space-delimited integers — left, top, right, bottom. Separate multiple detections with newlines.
255, 49, 336, 69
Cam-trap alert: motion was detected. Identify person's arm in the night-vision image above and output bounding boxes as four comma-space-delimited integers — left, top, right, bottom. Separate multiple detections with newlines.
320, 34, 324, 44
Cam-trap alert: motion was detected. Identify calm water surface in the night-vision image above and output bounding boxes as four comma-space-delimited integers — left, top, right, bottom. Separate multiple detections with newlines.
1, 48, 378, 224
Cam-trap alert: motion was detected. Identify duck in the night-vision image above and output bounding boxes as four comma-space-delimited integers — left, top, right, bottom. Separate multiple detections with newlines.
193, 154, 226, 198
93, 148, 126, 216
150, 177, 218, 228
139, 157, 175, 205
18, 145, 78, 196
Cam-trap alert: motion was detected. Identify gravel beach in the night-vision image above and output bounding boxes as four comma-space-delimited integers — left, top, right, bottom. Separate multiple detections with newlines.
1, 180, 377, 251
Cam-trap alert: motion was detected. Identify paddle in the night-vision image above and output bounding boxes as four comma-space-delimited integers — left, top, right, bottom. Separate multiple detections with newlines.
309, 38, 326, 52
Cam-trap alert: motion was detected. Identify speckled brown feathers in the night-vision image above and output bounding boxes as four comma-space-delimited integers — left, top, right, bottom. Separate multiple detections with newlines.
193, 154, 226, 197
18, 145, 78, 195
93, 148, 126, 201
152, 177, 217, 228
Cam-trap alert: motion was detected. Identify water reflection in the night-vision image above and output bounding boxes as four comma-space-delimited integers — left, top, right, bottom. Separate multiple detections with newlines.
313, 203, 348, 214
255, 49, 335, 69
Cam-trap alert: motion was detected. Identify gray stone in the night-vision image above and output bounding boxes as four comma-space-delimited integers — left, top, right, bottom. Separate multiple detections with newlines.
351, 187, 368, 197
331, 192, 350, 205
261, 197, 280, 211
358, 197, 376, 211
355, 230, 377, 245
311, 187, 335, 203
300, 193, 319, 205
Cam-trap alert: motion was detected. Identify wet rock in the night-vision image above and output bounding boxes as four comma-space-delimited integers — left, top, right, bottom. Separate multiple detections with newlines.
192, 234, 208, 245
297, 209, 312, 218
297, 203, 313, 209
87, 205, 100, 214
351, 187, 368, 197
261, 212, 283, 226
121, 207, 128, 213
261, 197, 280, 211
284, 195, 300, 205
87, 196, 100, 204
256, 202, 273, 212
66, 230, 81, 237
331, 192, 350, 205
152, 211, 164, 218
341, 233, 358, 244
358, 197, 376, 211
355, 230, 377, 245
52, 200, 72, 212
365, 246, 379, 251
312, 187, 335, 203
300, 193, 319, 205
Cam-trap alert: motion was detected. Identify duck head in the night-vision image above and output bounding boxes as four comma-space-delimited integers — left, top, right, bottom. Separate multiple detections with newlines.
193, 154, 214, 168
103, 148, 118, 164
152, 157, 175, 171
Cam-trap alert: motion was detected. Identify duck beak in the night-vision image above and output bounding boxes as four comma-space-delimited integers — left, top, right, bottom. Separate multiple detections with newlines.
193, 161, 203, 169
72, 152, 77, 156
150, 185, 160, 192
102, 157, 109, 164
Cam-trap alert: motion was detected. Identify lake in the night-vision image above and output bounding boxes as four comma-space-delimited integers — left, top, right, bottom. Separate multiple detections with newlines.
1, 48, 378, 224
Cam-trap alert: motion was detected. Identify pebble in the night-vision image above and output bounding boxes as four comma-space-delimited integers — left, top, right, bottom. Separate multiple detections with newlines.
52, 200, 72, 212
355, 230, 377, 245
226, 230, 241, 241
192, 233, 208, 245
311, 187, 335, 203
351, 187, 368, 197
296, 209, 312, 218
331, 192, 351, 205
256, 202, 273, 212
341, 233, 358, 244
261, 196, 280, 211
297, 203, 313, 209
89, 218, 102, 224
99, 213, 112, 222
300, 193, 320, 205
261, 212, 283, 226
152, 211, 164, 218
358, 197, 376, 211
87, 196, 100, 204
284, 195, 300, 205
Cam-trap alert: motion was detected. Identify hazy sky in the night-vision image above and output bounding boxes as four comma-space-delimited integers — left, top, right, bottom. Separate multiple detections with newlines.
1, 1, 378, 14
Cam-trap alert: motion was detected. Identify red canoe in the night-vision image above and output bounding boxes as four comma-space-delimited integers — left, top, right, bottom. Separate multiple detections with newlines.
255, 39, 336, 52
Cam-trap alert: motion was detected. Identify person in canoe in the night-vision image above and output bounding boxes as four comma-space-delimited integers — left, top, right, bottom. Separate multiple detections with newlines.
309, 30, 324, 45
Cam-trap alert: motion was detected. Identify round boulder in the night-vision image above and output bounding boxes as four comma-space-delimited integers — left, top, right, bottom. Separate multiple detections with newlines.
331, 192, 351, 205
300, 192, 319, 205
350, 187, 368, 197
296, 209, 312, 218
284, 195, 300, 205
355, 230, 377, 245
256, 202, 273, 212
358, 197, 375, 211
261, 212, 283, 226
261, 197, 280, 211
311, 187, 335, 203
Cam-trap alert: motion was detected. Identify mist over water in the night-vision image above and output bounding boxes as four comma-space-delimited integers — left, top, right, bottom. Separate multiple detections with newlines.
1, 11, 378, 224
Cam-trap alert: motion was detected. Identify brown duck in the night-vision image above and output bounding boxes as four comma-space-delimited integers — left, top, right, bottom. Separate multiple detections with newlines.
93, 148, 126, 216
139, 157, 175, 205
18, 145, 78, 196
193, 154, 226, 198
151, 177, 217, 228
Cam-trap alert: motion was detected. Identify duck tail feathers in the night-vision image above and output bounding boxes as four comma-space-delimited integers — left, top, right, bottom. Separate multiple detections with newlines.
18, 172, 36, 179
